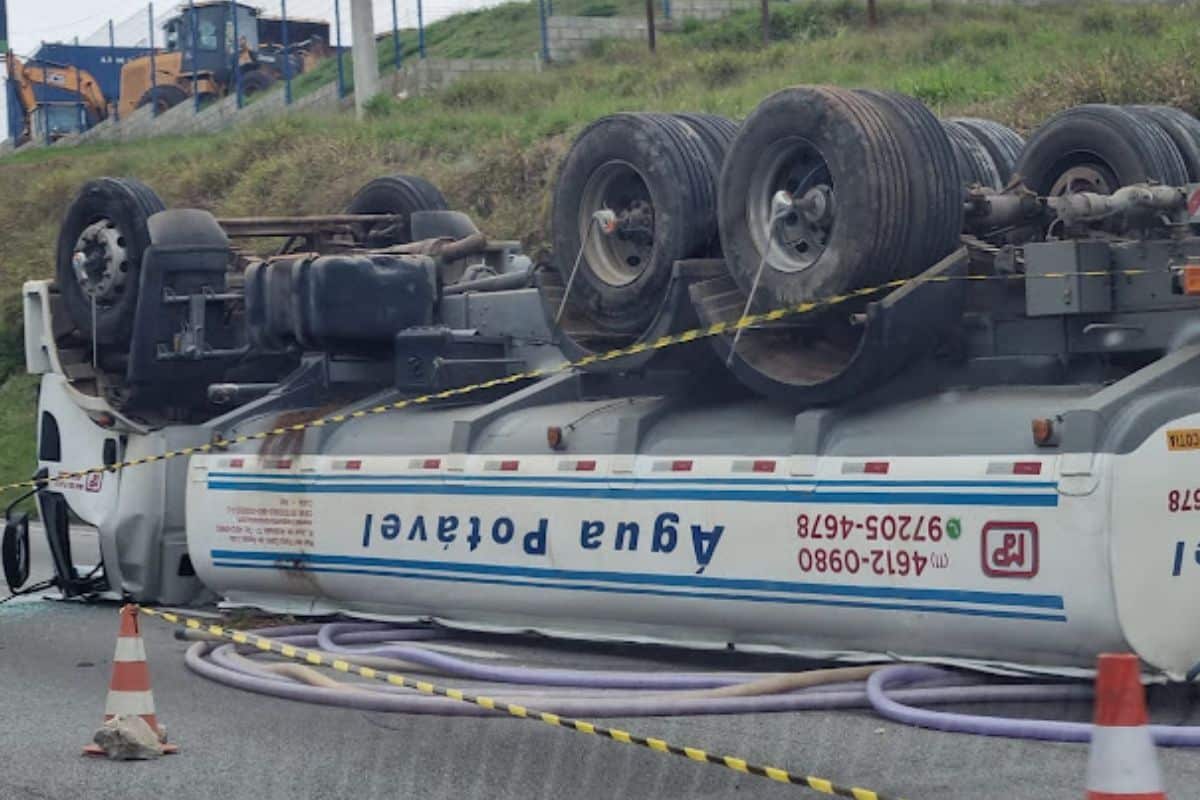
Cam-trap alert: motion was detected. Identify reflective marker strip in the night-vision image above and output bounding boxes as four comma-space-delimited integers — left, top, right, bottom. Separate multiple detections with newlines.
113, 637, 147, 662
109, 661, 151, 692
104, 689, 156, 716
1086, 727, 1166, 795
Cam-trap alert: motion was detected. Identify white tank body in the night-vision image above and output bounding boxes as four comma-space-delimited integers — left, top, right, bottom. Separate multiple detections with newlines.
182, 394, 1200, 679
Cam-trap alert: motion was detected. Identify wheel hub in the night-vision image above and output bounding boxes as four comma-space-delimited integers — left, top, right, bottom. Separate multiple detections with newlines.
1050, 164, 1116, 197
579, 161, 656, 287
71, 219, 130, 303
748, 137, 835, 273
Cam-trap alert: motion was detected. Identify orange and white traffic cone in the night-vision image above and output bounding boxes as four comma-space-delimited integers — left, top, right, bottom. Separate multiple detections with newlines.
1085, 653, 1164, 799
83, 604, 178, 756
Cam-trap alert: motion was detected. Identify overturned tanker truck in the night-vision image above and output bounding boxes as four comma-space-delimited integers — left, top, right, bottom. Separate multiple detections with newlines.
14, 87, 1200, 679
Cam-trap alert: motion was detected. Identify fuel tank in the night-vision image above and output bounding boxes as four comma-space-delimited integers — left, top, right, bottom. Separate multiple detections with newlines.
183, 383, 1200, 679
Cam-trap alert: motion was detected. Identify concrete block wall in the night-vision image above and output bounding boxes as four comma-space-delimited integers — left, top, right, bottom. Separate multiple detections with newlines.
671, 0, 758, 21
547, 16, 648, 62
392, 57, 539, 95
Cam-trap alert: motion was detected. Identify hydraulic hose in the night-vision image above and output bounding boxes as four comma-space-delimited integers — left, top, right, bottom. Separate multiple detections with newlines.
866, 664, 1200, 746
314, 622, 812, 690
181, 622, 1200, 744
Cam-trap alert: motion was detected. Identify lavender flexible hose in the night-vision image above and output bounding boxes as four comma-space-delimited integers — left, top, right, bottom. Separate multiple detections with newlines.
314, 622, 773, 689
187, 640, 1094, 718
866, 664, 1200, 746
182, 623, 1200, 743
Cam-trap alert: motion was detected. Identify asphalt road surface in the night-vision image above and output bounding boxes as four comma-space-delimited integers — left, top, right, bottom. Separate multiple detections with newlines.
4, 525, 1200, 800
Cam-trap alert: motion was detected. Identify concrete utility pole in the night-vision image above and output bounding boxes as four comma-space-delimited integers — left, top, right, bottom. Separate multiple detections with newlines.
349, 0, 380, 118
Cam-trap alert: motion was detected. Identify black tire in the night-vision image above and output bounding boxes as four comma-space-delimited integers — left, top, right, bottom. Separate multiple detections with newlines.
1016, 104, 1189, 196
856, 90, 963, 279
947, 117, 1025, 184
55, 177, 166, 345
943, 119, 1003, 190
671, 113, 739, 171
239, 69, 276, 97
2, 513, 30, 592
1128, 105, 1200, 182
720, 87, 906, 305
552, 112, 719, 333
672, 112, 739, 253
345, 174, 449, 246
135, 84, 188, 114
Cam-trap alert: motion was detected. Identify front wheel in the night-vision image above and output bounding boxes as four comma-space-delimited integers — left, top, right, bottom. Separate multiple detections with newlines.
135, 84, 188, 114
54, 178, 166, 345
239, 69, 277, 98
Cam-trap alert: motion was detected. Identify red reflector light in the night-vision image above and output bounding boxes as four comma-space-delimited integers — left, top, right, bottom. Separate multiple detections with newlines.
1013, 461, 1042, 475
268, 459, 292, 469
229, 458, 244, 468
423, 458, 441, 469
500, 460, 519, 471
345, 459, 362, 471
1032, 418, 1055, 447
752, 460, 776, 473
1182, 264, 1200, 296
576, 460, 597, 472
864, 462, 889, 474
671, 460, 693, 472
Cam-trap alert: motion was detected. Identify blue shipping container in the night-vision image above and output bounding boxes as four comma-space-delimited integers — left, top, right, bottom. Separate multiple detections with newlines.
33, 42, 151, 108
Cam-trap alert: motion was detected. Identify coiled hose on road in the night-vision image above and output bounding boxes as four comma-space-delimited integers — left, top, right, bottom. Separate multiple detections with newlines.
183, 622, 1200, 745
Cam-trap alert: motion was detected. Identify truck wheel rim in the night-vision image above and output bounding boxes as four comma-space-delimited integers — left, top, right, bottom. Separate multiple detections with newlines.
747, 136, 835, 274
579, 160, 656, 287
1049, 163, 1117, 196
71, 218, 130, 305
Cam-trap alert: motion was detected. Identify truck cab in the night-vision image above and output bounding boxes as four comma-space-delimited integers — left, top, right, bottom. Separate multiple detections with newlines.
175, 1, 260, 86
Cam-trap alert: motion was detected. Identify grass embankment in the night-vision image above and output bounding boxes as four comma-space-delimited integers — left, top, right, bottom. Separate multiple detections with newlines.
2, 0, 1200, 488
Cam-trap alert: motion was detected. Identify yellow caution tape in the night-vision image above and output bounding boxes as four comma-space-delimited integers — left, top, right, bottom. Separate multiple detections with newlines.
0, 266, 1157, 495
139, 606, 907, 799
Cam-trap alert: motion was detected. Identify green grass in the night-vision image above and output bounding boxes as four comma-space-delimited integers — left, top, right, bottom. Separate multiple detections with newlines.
0, 374, 38, 499
4, 0, 1200, 484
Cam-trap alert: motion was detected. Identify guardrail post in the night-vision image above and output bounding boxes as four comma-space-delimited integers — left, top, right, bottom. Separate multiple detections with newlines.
73, 36, 84, 133
230, 0, 244, 108
149, 2, 158, 116
417, 0, 425, 59
391, 0, 402, 70
538, 0, 549, 64
281, 0, 292, 104
108, 19, 119, 122
644, 0, 655, 53
190, 0, 200, 111
334, 0, 346, 98
41, 53, 50, 145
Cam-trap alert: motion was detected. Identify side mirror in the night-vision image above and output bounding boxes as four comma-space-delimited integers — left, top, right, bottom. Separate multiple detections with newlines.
2, 511, 31, 592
